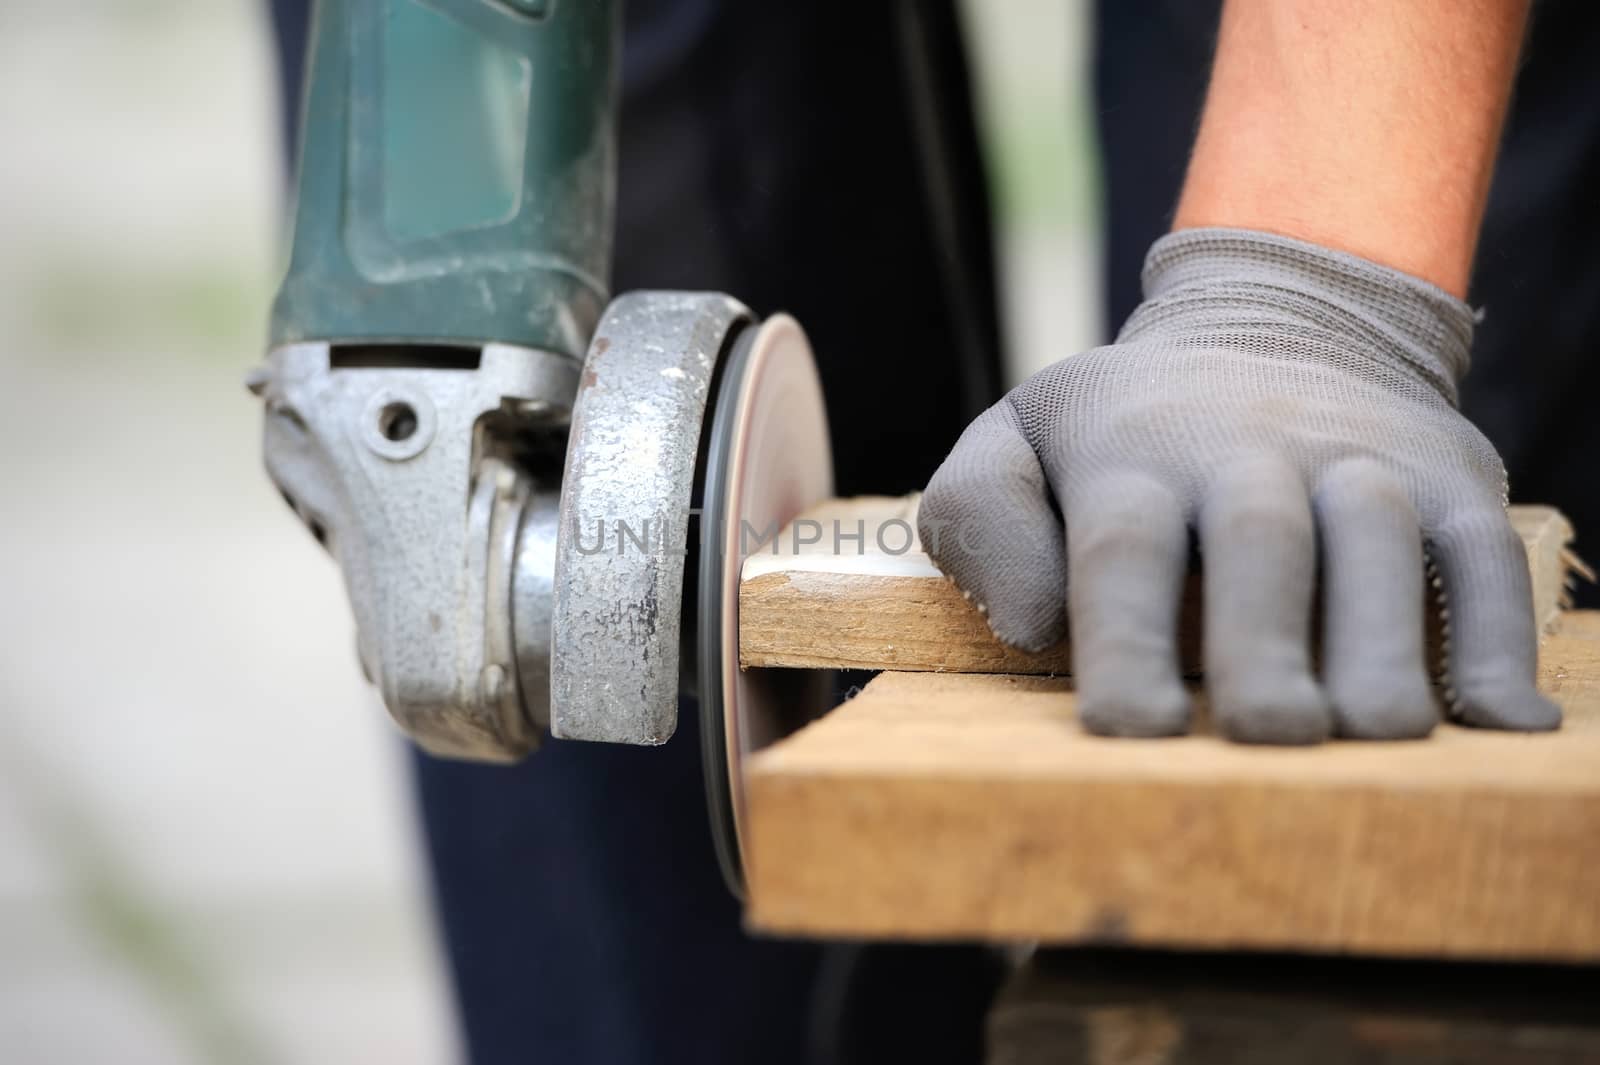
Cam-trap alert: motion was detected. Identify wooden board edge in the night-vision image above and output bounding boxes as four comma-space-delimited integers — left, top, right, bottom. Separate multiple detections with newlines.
739, 500, 1579, 674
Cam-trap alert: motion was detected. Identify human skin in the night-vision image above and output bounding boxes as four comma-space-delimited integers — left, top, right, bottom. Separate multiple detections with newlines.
1174, 0, 1531, 298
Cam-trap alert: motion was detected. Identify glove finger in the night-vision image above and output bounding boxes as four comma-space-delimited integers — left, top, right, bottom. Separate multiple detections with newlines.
917, 400, 1066, 652
1313, 460, 1437, 739
1427, 504, 1562, 730
1061, 472, 1192, 737
1199, 456, 1331, 744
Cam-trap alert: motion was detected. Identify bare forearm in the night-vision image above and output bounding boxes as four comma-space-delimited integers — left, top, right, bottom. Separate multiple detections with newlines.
1174, 0, 1529, 296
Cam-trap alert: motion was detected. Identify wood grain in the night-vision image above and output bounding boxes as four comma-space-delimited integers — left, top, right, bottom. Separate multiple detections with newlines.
738, 496, 1577, 674
743, 612, 1600, 960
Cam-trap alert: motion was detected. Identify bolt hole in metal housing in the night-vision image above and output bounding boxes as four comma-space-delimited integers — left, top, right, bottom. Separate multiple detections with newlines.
378, 401, 419, 442
361, 387, 436, 460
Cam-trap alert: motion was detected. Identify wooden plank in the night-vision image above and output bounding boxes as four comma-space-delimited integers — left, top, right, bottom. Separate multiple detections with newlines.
743, 611, 1600, 960
986, 950, 1600, 1065
739, 497, 1578, 674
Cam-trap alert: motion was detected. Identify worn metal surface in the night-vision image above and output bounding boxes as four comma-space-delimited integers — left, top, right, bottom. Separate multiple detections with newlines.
510, 484, 561, 734
250, 341, 577, 760
551, 292, 752, 744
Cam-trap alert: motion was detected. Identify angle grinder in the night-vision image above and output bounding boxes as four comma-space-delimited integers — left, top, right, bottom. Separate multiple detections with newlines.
252, 290, 835, 893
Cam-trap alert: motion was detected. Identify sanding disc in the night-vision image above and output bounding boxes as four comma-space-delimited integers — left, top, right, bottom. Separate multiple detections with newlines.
698, 314, 834, 896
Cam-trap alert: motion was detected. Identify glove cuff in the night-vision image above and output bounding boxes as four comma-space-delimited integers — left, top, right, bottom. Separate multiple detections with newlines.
1126, 227, 1475, 405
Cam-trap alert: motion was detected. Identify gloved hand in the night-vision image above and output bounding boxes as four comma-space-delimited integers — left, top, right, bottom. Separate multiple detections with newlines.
918, 228, 1560, 743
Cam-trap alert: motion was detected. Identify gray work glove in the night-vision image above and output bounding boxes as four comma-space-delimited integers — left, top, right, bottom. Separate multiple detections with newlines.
919, 227, 1560, 743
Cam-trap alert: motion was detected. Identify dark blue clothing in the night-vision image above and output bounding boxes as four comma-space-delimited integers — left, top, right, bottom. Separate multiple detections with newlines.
412, 703, 819, 1064
267, 2, 1600, 1061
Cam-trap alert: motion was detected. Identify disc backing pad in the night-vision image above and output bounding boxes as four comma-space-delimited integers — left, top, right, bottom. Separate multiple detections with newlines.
697, 314, 834, 896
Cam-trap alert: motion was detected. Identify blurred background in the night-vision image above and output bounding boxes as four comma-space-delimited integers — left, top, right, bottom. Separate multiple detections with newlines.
0, 1, 1100, 1061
